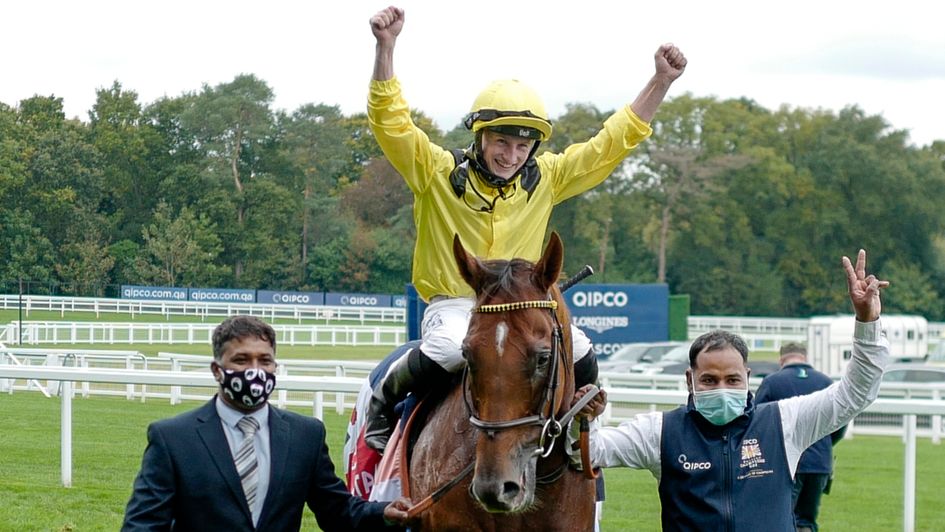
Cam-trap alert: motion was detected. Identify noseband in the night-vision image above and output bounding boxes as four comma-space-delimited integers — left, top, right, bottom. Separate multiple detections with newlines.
463, 298, 566, 458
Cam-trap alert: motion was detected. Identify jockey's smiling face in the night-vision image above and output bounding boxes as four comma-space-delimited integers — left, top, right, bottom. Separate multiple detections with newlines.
480, 129, 536, 181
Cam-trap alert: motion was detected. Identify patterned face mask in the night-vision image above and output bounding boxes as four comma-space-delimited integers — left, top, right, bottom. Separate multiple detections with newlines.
218, 367, 276, 409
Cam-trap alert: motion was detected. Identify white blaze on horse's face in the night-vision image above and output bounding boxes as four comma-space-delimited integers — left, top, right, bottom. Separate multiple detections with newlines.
495, 321, 509, 357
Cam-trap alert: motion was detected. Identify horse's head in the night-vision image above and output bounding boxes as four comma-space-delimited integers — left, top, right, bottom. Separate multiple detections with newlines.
453, 232, 574, 513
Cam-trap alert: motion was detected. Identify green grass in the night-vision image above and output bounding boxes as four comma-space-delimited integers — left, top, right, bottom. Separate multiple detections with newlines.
750, 349, 778, 362
2, 342, 392, 361
3, 309, 942, 529
2, 392, 944, 531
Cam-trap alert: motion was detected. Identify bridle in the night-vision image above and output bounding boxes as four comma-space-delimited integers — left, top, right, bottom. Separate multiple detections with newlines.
404, 268, 600, 521
463, 297, 592, 459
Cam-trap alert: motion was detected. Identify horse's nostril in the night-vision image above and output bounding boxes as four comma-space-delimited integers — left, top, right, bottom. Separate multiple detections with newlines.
502, 481, 521, 499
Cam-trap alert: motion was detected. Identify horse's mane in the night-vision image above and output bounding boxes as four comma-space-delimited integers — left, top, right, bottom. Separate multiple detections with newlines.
475, 258, 538, 301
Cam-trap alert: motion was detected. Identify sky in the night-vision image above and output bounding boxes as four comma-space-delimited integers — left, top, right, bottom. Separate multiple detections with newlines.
3, 0, 944, 147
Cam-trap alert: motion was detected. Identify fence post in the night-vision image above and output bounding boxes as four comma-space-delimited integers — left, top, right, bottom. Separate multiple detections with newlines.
61, 380, 73, 488
903, 414, 916, 532
80, 356, 91, 398
45, 353, 61, 395
314, 392, 324, 420
126, 356, 135, 400
171, 359, 181, 405
0, 353, 9, 393
17, 279, 24, 345
336, 366, 345, 415
933, 389, 942, 445
276, 365, 288, 409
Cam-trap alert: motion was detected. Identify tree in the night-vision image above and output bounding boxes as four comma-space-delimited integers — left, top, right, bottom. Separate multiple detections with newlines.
179, 74, 277, 281
544, 102, 625, 278
0, 103, 26, 201
442, 123, 473, 149
282, 104, 351, 284
340, 158, 412, 227
89, 81, 165, 241
634, 96, 752, 282
0, 209, 56, 285
135, 203, 228, 286
881, 259, 943, 318
55, 233, 116, 296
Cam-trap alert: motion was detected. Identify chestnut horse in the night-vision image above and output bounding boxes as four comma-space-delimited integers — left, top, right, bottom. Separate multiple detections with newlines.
405, 233, 596, 531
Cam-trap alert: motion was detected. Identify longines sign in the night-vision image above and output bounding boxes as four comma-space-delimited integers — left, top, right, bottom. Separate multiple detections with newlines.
563, 284, 669, 356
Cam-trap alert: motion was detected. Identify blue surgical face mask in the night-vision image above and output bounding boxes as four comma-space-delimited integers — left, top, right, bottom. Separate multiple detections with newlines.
692, 388, 748, 426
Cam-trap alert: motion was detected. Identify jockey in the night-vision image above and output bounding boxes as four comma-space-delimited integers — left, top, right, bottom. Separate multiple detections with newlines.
364, 6, 687, 451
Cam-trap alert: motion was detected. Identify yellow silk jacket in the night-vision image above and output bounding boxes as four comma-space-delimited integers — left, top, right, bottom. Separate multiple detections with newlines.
368, 78, 652, 301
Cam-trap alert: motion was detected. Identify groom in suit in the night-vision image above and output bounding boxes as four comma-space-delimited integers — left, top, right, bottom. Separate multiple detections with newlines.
122, 315, 411, 531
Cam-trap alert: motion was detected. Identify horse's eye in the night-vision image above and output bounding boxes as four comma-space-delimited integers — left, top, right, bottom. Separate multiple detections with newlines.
536, 351, 552, 368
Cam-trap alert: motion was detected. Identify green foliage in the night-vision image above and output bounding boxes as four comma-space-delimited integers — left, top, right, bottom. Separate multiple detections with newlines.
882, 259, 944, 317
89, 81, 166, 242
442, 122, 474, 149
134, 202, 229, 286
55, 233, 116, 296
4, 74, 945, 318
0, 209, 56, 282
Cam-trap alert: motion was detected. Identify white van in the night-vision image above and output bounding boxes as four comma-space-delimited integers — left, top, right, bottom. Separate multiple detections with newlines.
808, 314, 928, 376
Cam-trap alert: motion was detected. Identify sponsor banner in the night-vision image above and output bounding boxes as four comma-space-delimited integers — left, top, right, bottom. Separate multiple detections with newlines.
392, 295, 407, 308
325, 292, 392, 308
564, 283, 669, 354
257, 290, 325, 306
188, 287, 256, 303
121, 285, 188, 301
594, 342, 634, 357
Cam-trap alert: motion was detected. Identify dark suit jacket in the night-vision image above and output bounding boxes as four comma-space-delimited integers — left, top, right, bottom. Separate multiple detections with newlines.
122, 398, 390, 531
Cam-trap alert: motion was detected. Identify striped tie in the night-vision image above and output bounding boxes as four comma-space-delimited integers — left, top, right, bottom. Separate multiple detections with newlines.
235, 416, 261, 511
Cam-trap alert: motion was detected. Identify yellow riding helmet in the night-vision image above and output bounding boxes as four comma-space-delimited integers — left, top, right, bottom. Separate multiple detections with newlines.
464, 79, 553, 141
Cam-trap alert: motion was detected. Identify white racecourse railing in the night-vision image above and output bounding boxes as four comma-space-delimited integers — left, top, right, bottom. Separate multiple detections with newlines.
689, 316, 945, 351
0, 365, 364, 489
1, 366, 940, 532
4, 293, 945, 351
2, 321, 405, 347
0, 348, 378, 411
0, 294, 405, 324
599, 371, 944, 444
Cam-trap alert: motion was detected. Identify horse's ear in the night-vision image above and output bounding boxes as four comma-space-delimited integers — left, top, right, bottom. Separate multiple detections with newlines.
453, 234, 481, 292
533, 232, 564, 292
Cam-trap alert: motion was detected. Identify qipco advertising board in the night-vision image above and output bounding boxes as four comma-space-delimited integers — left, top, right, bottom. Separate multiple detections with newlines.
324, 292, 392, 308
257, 290, 325, 306
563, 284, 669, 357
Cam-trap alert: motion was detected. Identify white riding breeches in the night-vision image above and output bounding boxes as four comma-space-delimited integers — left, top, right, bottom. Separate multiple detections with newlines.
419, 296, 593, 373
